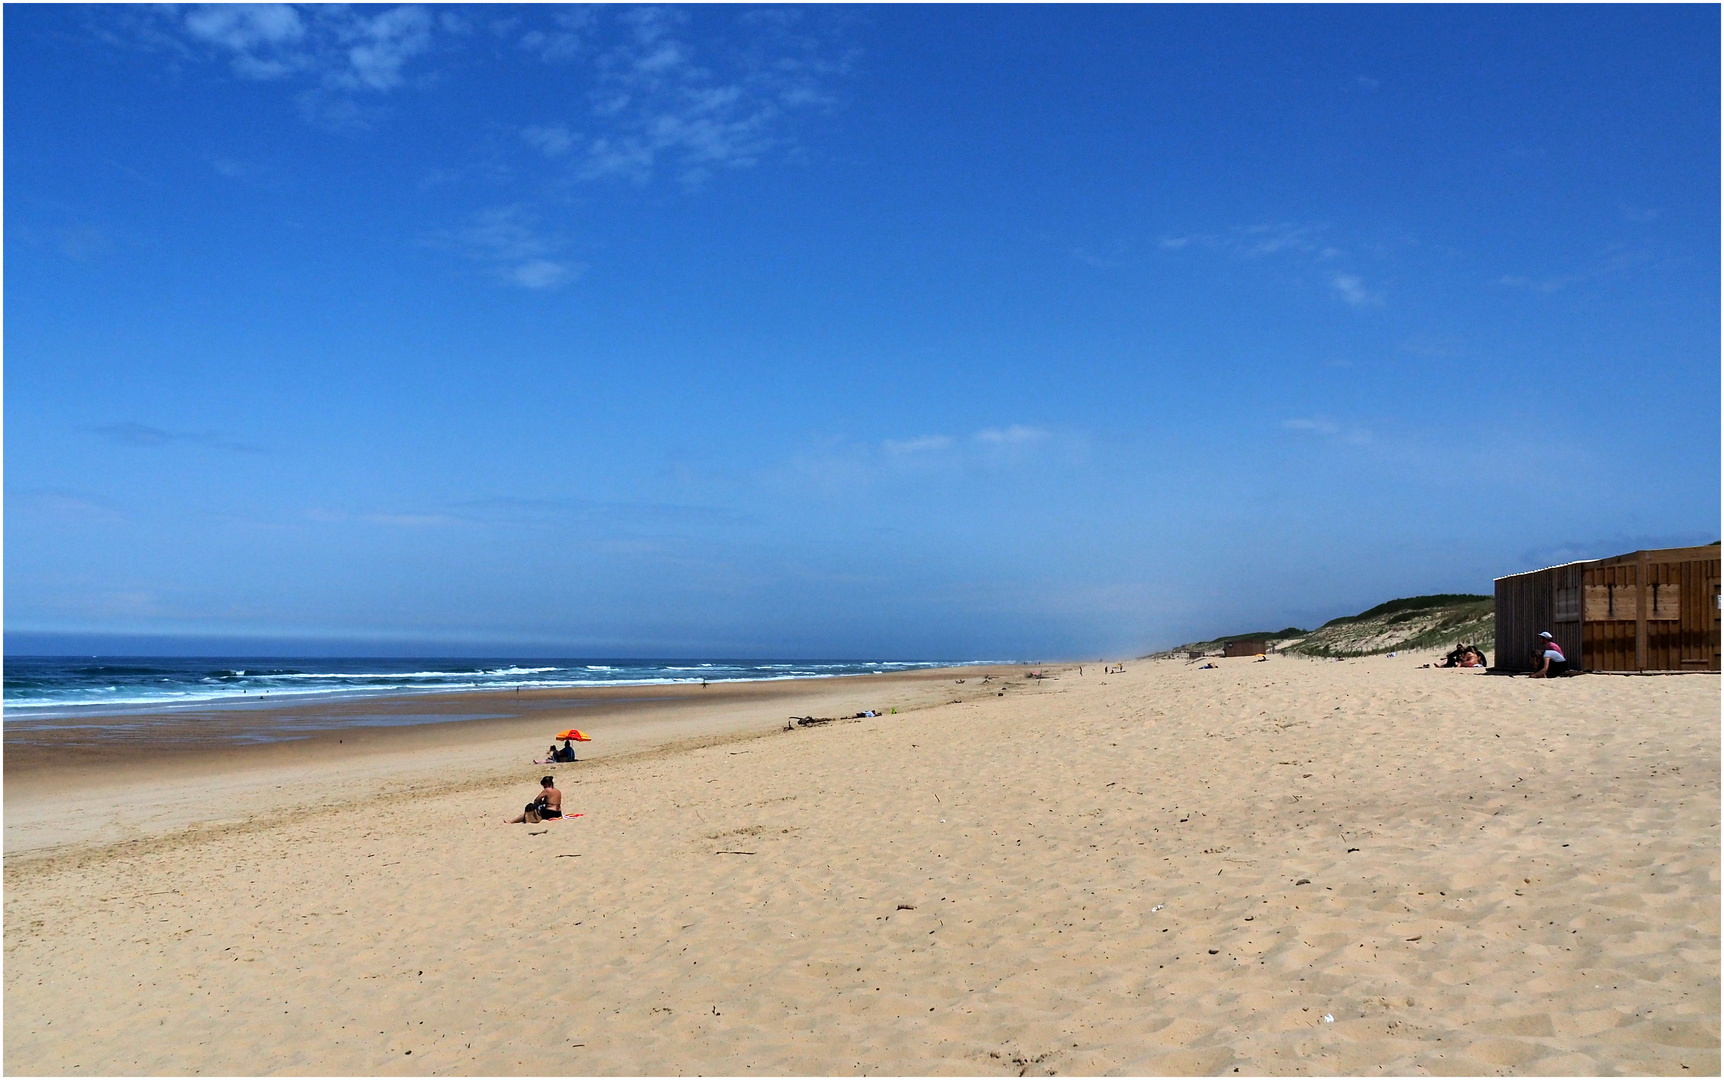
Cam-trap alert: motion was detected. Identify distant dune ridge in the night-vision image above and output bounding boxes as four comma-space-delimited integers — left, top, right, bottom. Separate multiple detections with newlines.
1165, 594, 1496, 659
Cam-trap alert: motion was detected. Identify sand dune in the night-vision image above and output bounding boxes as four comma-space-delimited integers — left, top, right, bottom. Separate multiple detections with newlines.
5, 656, 1717, 1074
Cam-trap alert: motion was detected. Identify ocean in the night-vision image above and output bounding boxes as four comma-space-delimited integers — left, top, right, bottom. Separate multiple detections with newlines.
3, 655, 963, 719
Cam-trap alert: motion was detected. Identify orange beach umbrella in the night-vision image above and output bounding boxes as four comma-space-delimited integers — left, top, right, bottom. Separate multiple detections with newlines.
555, 729, 592, 741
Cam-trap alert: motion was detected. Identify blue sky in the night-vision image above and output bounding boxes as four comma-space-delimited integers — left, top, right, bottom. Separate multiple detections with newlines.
6, 4, 1719, 658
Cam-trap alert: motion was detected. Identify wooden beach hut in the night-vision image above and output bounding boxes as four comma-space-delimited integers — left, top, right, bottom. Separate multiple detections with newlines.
1223, 639, 1268, 658
1494, 544, 1721, 673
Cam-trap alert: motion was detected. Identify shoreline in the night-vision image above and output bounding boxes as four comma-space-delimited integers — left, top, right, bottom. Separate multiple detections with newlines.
2, 662, 1031, 855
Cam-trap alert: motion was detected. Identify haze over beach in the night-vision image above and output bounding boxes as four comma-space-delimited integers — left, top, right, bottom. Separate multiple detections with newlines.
4, 5, 1719, 1078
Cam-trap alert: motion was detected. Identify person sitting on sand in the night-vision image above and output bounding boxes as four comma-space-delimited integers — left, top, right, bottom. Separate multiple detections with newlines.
553, 739, 579, 763
507, 776, 562, 823
1529, 632, 1566, 678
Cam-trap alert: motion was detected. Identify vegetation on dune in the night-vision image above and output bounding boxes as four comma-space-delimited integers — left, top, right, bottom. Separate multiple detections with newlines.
1318, 594, 1491, 627
1291, 597, 1494, 658
1162, 596, 1495, 660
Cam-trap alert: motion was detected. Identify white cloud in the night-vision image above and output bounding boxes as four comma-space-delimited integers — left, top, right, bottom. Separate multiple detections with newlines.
124, 6, 846, 165
337, 6, 433, 92
1500, 247, 1641, 297
1499, 273, 1579, 295
182, 4, 305, 58
1282, 418, 1340, 436
363, 512, 458, 528
509, 259, 577, 290
1330, 272, 1381, 307
526, 6, 846, 188
12, 490, 127, 523
1240, 222, 1329, 257
1161, 222, 1386, 307
1282, 417, 1372, 444
975, 425, 1049, 446
432, 206, 581, 290
522, 124, 576, 157
153, 5, 442, 114
883, 435, 954, 455
1158, 221, 1342, 260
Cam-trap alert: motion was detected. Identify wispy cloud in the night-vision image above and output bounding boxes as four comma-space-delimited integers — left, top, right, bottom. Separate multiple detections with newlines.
1281, 417, 1340, 436
517, 6, 848, 188
1498, 246, 1643, 295
94, 422, 265, 454
1160, 221, 1383, 307
1497, 272, 1579, 295
1282, 417, 1372, 445
427, 206, 581, 290
1330, 272, 1380, 307
881, 425, 1050, 457
795, 423, 1062, 493
305, 507, 459, 528
1238, 222, 1334, 257
122, 5, 445, 131
883, 435, 955, 455
361, 512, 458, 528
1161, 221, 1338, 259
10, 489, 128, 523
456, 494, 746, 528
177, 4, 435, 90
975, 425, 1049, 446
516, 8, 594, 62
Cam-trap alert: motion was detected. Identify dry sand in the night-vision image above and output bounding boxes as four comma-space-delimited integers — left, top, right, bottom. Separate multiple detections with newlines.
5, 656, 1717, 1075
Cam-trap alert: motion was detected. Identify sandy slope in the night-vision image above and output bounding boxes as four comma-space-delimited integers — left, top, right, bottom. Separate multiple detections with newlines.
5, 657, 1717, 1075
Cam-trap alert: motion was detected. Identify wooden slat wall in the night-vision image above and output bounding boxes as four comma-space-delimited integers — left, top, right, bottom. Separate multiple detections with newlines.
1661, 556, 1720, 671
1553, 563, 1584, 671
1495, 564, 1583, 672
1578, 550, 1720, 672
1582, 561, 1638, 672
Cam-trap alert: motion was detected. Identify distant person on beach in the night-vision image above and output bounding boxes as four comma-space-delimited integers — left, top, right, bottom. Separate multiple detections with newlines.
553, 739, 579, 763
507, 776, 562, 823
1529, 632, 1566, 678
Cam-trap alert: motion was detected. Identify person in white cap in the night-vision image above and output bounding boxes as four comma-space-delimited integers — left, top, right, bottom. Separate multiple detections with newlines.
1529, 631, 1567, 678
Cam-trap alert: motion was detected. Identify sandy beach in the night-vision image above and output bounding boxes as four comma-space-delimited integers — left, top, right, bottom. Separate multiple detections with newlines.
5, 656, 1717, 1075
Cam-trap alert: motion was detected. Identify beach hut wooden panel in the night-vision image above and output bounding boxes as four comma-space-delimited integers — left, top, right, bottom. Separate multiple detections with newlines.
1495, 545, 1721, 673
1495, 562, 1584, 673
1223, 640, 1268, 658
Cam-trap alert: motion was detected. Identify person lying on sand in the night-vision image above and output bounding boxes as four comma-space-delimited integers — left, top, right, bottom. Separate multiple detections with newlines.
507, 776, 562, 823
1434, 644, 1487, 669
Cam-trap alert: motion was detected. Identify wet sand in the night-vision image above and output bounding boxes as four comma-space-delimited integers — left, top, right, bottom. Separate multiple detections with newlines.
4, 656, 1717, 1074
4, 666, 1001, 853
